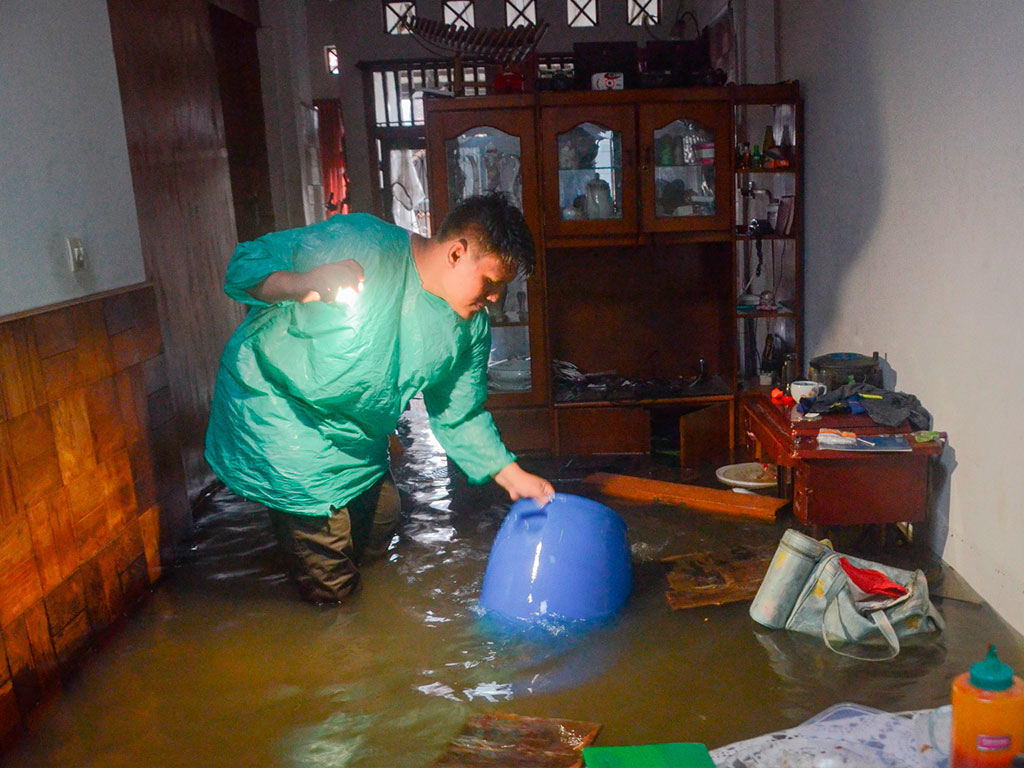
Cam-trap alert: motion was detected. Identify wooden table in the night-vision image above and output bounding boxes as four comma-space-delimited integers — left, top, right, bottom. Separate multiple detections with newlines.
739, 391, 944, 528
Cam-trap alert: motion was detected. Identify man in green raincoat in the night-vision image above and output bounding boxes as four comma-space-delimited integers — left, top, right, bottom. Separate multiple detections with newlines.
205, 195, 554, 602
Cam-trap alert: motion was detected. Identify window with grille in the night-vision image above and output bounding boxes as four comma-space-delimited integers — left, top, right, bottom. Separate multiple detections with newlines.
383, 1, 415, 34
324, 45, 340, 75
443, 0, 475, 27
628, 0, 660, 25
505, 0, 536, 27
360, 55, 570, 230
567, 0, 597, 27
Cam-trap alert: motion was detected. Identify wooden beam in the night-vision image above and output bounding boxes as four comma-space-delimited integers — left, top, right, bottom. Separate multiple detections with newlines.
582, 473, 786, 522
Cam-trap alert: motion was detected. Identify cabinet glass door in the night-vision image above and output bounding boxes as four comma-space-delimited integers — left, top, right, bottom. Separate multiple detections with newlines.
444, 127, 523, 209
540, 103, 637, 237
652, 118, 716, 219
442, 125, 534, 398
639, 101, 732, 232
555, 122, 622, 222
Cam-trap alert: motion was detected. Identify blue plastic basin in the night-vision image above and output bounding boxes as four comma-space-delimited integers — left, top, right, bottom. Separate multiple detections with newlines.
479, 493, 632, 622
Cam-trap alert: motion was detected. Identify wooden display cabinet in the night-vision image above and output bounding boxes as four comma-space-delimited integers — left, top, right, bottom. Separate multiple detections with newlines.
424, 84, 804, 462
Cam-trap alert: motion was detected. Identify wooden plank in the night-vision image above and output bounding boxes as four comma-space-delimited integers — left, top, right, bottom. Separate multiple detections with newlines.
663, 543, 775, 610
433, 713, 601, 768
582, 473, 785, 522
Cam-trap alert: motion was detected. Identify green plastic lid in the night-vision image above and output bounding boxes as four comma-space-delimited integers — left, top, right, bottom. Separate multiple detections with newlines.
970, 645, 1014, 691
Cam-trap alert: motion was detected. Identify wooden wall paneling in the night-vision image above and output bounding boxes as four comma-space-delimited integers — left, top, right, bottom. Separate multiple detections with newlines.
19, 601, 59, 701
0, 284, 178, 738
0, 321, 47, 420
0, 424, 19, 526
1, 615, 46, 714
87, 379, 128, 460
0, 675, 21, 750
6, 408, 62, 511
0, 518, 44, 630
42, 570, 94, 673
50, 391, 98, 485
138, 504, 163, 583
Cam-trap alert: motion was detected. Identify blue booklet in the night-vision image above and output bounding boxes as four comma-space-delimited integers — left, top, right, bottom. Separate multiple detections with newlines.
817, 434, 912, 452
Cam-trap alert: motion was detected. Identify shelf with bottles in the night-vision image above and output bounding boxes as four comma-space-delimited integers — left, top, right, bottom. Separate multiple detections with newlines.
736, 314, 799, 387
734, 99, 798, 175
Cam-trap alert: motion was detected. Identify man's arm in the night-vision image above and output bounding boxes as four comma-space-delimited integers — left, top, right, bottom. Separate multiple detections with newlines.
249, 260, 365, 304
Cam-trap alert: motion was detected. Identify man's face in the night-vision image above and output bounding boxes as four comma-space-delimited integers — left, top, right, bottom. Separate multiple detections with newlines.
445, 240, 515, 320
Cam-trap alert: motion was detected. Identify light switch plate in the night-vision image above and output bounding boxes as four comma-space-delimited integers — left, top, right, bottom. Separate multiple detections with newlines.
65, 237, 87, 271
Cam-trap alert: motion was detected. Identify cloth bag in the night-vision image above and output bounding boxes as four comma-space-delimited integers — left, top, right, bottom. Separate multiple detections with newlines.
750, 529, 944, 660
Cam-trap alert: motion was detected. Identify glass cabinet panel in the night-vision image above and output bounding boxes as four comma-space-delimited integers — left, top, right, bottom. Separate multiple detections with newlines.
444, 127, 523, 209
443, 125, 532, 395
555, 122, 622, 221
652, 118, 716, 219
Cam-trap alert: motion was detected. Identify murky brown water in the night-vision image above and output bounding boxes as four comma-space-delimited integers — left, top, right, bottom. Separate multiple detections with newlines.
5, 406, 1023, 767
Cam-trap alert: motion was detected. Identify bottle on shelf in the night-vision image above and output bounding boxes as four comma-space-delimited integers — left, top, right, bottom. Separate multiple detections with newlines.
951, 645, 1024, 768
740, 142, 751, 169
750, 144, 763, 169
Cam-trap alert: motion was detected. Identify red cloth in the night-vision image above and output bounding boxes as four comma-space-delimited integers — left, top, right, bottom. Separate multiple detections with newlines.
770, 387, 796, 405
839, 557, 907, 598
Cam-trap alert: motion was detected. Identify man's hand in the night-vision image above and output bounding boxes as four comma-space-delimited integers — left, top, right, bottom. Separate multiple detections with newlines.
249, 260, 364, 304
493, 462, 555, 505
305, 260, 365, 303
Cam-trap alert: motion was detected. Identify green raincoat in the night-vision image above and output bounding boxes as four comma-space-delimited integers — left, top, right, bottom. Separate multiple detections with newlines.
205, 214, 515, 515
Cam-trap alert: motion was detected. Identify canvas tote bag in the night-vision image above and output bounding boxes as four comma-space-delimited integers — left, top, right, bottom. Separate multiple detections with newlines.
750, 529, 945, 660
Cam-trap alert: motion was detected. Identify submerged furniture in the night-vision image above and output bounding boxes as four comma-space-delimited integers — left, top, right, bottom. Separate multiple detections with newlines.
740, 390, 944, 527
479, 493, 632, 622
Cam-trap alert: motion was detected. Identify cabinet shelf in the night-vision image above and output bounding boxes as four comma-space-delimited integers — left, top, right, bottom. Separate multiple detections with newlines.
735, 166, 797, 174
735, 309, 799, 319
559, 166, 620, 173
489, 319, 529, 328
734, 233, 796, 241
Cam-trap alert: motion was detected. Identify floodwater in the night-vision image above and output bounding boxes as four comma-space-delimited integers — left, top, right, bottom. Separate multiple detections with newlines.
5, 406, 1023, 767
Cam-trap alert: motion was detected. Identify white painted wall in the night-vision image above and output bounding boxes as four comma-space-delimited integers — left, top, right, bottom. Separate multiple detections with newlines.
0, 0, 144, 317
779, 1, 1024, 631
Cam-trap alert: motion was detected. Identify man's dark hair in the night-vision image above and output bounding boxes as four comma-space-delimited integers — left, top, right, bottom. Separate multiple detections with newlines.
436, 194, 535, 278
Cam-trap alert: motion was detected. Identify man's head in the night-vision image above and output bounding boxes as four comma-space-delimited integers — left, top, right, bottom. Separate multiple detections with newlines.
434, 194, 535, 319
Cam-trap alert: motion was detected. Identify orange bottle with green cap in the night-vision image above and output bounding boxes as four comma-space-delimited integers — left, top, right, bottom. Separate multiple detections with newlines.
951, 645, 1024, 767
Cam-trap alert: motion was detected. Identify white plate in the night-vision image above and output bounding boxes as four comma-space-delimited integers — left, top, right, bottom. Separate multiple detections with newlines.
716, 462, 778, 489
488, 378, 530, 392
488, 358, 530, 383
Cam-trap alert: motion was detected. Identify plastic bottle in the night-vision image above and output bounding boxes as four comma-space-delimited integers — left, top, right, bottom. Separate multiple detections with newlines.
951, 646, 1024, 767
750, 144, 763, 169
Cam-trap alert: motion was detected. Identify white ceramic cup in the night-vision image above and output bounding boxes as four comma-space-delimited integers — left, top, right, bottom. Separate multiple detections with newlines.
789, 380, 827, 401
